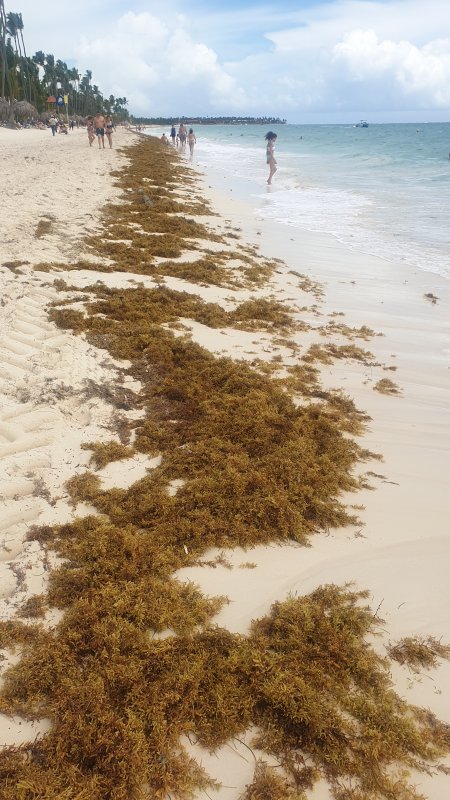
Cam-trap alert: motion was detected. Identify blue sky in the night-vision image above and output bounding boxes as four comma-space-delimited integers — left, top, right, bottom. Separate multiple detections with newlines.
13, 0, 450, 121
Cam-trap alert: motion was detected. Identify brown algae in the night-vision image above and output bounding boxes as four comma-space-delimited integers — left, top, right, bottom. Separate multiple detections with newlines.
1, 135, 449, 800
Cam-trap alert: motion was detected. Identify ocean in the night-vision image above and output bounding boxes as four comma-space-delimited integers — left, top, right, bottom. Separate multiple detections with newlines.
181, 122, 450, 281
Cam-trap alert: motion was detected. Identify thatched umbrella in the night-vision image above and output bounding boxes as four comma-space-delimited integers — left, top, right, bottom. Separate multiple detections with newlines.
0, 97, 11, 122
14, 100, 39, 120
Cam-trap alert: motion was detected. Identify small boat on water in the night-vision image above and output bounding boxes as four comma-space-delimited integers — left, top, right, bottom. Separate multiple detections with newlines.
355, 120, 369, 128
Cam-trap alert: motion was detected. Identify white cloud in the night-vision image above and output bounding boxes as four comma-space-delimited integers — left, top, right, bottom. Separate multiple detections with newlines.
76, 11, 247, 114
333, 29, 450, 106
14, 0, 450, 119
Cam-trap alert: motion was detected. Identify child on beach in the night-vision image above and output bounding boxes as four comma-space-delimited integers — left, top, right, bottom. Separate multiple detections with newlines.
86, 116, 95, 146
265, 131, 277, 185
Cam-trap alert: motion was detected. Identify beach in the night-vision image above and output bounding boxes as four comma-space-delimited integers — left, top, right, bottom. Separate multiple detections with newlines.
0, 125, 449, 799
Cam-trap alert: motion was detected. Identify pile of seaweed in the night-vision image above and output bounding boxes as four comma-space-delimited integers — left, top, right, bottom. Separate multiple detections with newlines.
1, 136, 449, 800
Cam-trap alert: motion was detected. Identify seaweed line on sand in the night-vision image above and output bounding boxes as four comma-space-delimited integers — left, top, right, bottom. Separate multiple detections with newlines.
1, 135, 449, 800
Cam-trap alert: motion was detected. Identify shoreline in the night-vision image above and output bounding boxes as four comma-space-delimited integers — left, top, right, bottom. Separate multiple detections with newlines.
178, 158, 450, 797
0, 127, 449, 799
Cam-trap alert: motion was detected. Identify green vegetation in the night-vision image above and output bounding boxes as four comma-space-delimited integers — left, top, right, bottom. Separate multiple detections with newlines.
132, 116, 287, 125
0, 136, 449, 799
0, 3, 128, 121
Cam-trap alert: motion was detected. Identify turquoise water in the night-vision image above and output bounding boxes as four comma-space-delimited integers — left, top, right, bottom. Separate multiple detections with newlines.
187, 122, 450, 279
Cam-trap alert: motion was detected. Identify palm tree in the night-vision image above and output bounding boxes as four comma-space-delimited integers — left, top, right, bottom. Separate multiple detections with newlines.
33, 49, 45, 66
1, 29, 124, 121
5, 11, 20, 98
113, 96, 128, 121
0, 0, 10, 98
43, 53, 56, 94
14, 12, 31, 101
5, 12, 31, 101
68, 66, 80, 114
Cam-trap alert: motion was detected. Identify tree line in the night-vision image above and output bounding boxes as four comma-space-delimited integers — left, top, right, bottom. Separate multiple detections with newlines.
133, 116, 287, 126
0, 2, 128, 121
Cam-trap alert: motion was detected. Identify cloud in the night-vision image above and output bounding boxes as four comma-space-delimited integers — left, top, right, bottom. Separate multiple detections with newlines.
332, 30, 450, 106
75, 11, 247, 114
15, 0, 450, 119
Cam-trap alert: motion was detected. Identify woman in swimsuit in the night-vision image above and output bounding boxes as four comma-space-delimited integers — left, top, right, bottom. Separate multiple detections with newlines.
188, 128, 196, 158
178, 123, 187, 149
105, 116, 114, 149
265, 131, 277, 185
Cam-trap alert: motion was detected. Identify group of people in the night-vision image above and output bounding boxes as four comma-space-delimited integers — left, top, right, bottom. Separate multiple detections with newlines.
46, 111, 115, 149
160, 123, 196, 157
162, 125, 278, 182
47, 115, 70, 136
86, 112, 115, 149
47, 116, 82, 137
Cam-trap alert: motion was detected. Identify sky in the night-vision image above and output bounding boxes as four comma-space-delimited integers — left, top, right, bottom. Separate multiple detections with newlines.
11, 0, 450, 122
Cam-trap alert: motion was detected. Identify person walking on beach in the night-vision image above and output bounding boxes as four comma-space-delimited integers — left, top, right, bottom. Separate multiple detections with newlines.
93, 111, 106, 149
188, 128, 196, 158
170, 124, 176, 145
265, 131, 277, 185
178, 123, 187, 150
48, 115, 58, 136
86, 116, 95, 146
105, 116, 114, 149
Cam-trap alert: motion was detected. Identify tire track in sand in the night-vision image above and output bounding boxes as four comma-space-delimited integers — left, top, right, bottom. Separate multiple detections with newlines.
0, 270, 123, 608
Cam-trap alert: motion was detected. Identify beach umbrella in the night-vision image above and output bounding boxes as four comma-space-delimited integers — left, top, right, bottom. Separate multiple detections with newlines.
14, 100, 38, 120
0, 97, 11, 121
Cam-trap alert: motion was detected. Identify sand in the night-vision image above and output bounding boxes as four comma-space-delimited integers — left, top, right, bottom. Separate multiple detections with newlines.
0, 125, 449, 798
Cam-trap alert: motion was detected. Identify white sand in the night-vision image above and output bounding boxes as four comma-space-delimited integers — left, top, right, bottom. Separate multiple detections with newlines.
0, 125, 153, 745
0, 127, 449, 798
177, 172, 450, 797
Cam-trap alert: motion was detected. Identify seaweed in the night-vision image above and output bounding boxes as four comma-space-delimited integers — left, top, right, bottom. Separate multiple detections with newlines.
2, 588, 449, 799
34, 217, 54, 238
81, 440, 135, 469
1, 135, 448, 800
321, 321, 377, 340
303, 342, 376, 366
17, 595, 47, 619
388, 636, 450, 671
373, 378, 401, 395
239, 760, 309, 799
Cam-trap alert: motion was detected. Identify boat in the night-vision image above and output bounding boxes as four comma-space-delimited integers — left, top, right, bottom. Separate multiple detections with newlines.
355, 120, 369, 128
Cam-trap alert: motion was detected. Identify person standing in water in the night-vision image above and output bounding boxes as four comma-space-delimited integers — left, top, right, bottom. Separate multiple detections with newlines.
188, 128, 196, 158
178, 123, 187, 149
265, 131, 277, 185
